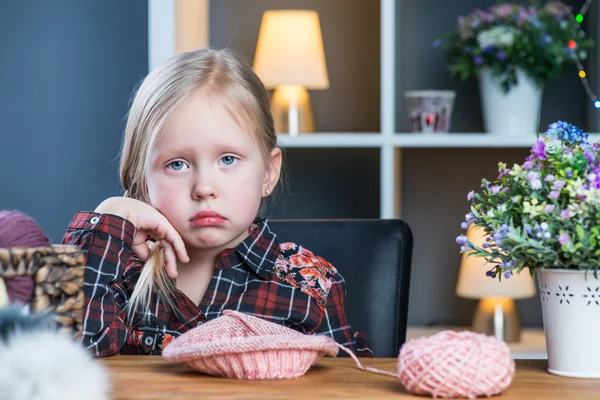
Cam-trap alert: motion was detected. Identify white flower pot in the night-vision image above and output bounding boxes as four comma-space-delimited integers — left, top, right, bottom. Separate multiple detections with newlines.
478, 68, 543, 136
537, 269, 600, 378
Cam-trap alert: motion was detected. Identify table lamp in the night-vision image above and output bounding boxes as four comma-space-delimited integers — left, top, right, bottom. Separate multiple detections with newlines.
253, 10, 329, 135
456, 224, 536, 342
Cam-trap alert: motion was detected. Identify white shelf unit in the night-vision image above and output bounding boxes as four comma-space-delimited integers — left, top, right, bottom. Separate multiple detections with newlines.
277, 132, 600, 148
147, 0, 599, 220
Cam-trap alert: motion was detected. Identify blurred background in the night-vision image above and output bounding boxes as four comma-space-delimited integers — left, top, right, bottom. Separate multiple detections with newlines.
1, 0, 599, 334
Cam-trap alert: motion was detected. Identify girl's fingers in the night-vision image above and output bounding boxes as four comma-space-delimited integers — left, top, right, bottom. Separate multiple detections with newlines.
143, 214, 189, 264
159, 239, 179, 279
161, 224, 189, 264
133, 239, 151, 261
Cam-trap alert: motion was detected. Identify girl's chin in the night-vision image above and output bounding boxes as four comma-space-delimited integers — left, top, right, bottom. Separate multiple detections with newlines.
184, 231, 236, 250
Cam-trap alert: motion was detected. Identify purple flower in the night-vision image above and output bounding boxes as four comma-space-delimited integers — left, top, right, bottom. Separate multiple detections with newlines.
456, 235, 468, 245
497, 50, 507, 61
483, 45, 495, 54
504, 271, 512, 279
522, 160, 534, 170
474, 55, 484, 65
532, 139, 546, 160
531, 180, 542, 190
542, 35, 552, 46
545, 174, 555, 182
559, 233, 570, 245
490, 185, 502, 195
554, 180, 566, 190
549, 191, 560, 199
527, 171, 539, 181
585, 151, 595, 164
467, 190, 475, 201
560, 209, 571, 220
545, 204, 555, 213
566, 170, 573, 178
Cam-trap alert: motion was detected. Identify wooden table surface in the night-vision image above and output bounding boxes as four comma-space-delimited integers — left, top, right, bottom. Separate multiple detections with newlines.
104, 356, 600, 399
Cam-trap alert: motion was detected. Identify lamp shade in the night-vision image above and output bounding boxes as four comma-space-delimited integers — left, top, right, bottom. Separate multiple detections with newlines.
253, 10, 329, 89
456, 224, 536, 299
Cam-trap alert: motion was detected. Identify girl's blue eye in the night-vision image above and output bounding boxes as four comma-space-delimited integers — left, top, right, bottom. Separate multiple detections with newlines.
168, 160, 187, 171
220, 156, 237, 166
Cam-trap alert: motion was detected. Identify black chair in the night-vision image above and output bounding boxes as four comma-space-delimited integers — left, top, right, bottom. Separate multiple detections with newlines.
269, 219, 413, 357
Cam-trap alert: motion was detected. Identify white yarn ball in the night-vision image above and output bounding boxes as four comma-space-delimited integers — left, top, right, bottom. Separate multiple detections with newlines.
0, 329, 110, 400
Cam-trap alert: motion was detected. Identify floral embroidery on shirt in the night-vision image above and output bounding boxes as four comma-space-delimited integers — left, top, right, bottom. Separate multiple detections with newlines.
274, 243, 336, 308
159, 333, 175, 350
279, 242, 298, 252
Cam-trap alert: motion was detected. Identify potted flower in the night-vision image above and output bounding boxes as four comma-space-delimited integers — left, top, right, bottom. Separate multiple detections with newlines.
457, 121, 600, 377
435, 2, 592, 136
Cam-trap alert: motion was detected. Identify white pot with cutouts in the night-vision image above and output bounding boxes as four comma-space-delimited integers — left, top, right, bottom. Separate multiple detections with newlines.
537, 269, 600, 378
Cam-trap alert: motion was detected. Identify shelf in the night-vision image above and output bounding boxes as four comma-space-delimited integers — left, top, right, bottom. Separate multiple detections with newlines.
277, 133, 600, 148
277, 133, 383, 148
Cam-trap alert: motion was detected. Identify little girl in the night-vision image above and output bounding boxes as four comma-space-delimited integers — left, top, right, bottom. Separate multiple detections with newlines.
62, 48, 372, 358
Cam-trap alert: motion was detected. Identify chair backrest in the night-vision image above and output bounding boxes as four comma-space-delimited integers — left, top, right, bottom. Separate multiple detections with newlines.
269, 219, 413, 357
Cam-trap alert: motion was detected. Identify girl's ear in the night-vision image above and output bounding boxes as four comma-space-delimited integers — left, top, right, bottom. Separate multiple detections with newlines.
263, 147, 282, 197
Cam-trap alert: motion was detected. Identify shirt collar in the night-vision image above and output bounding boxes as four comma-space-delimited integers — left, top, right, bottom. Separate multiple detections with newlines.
231, 218, 280, 279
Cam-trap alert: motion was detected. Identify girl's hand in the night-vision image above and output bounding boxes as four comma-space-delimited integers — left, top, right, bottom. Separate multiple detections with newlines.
94, 197, 189, 278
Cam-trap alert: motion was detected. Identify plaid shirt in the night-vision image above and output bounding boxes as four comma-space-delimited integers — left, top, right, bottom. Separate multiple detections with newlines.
62, 212, 372, 358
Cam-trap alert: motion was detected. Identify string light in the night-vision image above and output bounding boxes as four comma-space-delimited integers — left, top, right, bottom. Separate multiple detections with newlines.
571, 0, 599, 108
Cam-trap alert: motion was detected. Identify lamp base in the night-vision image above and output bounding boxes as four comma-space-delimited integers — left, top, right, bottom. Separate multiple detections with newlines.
472, 297, 521, 343
271, 84, 315, 135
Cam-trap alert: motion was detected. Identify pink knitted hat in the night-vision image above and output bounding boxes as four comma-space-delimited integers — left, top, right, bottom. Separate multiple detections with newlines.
162, 310, 339, 379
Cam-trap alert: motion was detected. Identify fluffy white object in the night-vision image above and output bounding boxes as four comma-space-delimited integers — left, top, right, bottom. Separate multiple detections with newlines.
0, 329, 110, 400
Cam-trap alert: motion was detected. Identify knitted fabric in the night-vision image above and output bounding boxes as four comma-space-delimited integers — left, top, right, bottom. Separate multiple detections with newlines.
340, 330, 515, 399
398, 330, 515, 398
162, 309, 339, 379
165, 311, 515, 396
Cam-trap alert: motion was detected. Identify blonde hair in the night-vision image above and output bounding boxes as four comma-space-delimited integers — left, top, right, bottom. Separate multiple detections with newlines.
121, 48, 278, 323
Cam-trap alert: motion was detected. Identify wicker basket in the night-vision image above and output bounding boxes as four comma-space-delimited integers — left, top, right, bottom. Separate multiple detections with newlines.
0, 245, 84, 339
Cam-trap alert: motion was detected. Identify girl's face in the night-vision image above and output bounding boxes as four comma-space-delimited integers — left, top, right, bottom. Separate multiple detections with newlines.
145, 90, 281, 254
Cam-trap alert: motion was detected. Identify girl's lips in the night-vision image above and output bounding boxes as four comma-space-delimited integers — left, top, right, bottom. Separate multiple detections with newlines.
190, 211, 226, 226
190, 216, 226, 226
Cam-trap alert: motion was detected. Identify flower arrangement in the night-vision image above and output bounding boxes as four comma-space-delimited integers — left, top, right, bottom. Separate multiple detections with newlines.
457, 121, 600, 279
435, 1, 593, 92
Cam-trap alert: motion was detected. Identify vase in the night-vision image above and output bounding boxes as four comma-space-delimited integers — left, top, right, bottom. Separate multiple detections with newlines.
537, 268, 600, 378
478, 68, 543, 136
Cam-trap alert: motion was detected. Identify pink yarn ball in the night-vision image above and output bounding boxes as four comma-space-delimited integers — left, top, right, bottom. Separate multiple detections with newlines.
0, 210, 51, 304
398, 330, 515, 399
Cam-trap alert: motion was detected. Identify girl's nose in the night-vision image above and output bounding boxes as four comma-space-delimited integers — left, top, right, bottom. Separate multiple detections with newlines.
191, 169, 218, 199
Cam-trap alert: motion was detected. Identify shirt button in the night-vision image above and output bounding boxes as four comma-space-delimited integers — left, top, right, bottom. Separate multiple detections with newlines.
144, 336, 154, 346
90, 216, 100, 224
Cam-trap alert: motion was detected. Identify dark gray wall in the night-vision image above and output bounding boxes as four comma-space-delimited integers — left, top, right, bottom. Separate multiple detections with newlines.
209, 0, 380, 133
268, 148, 380, 219
0, 0, 148, 242
396, 0, 591, 133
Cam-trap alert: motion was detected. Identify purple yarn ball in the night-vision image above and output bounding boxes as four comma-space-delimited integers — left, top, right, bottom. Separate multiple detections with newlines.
0, 210, 51, 304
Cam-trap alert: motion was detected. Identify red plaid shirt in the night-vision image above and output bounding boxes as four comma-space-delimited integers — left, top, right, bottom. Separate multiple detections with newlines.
62, 212, 372, 358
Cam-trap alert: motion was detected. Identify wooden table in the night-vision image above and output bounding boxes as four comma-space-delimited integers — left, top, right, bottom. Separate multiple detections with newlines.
104, 356, 600, 399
